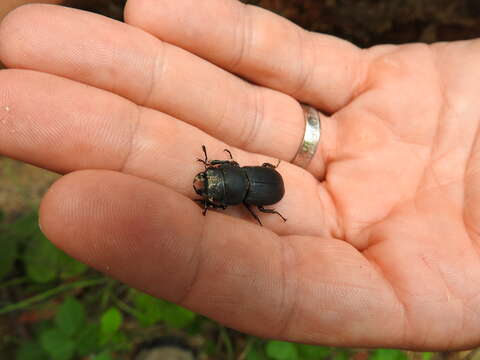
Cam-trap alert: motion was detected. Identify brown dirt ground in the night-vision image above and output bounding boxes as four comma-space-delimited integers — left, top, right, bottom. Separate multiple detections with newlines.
0, 157, 57, 216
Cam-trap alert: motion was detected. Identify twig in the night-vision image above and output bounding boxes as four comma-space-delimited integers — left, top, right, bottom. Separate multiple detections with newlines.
219, 326, 235, 360
113, 296, 144, 319
0, 277, 28, 289
0, 277, 107, 315
237, 336, 255, 360
100, 278, 117, 310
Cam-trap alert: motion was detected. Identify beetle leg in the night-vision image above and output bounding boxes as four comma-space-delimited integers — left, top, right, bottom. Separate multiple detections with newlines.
199, 146, 240, 167
194, 199, 208, 215
201, 145, 209, 162
262, 159, 281, 169
224, 149, 234, 160
244, 203, 263, 226
209, 160, 240, 167
257, 206, 287, 222
197, 158, 208, 167
194, 199, 227, 216
197, 145, 210, 169
194, 200, 208, 215
211, 203, 227, 210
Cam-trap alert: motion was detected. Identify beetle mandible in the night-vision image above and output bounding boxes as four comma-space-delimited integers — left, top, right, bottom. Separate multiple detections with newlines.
193, 145, 287, 225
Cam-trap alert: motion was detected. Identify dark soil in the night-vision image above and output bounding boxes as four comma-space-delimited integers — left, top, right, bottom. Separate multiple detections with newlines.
66, 0, 480, 47
244, 0, 480, 47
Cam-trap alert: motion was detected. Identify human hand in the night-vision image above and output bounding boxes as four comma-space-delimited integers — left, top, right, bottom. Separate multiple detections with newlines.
1, 0, 479, 350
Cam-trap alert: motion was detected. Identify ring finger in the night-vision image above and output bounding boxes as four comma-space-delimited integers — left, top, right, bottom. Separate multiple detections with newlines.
0, 69, 339, 237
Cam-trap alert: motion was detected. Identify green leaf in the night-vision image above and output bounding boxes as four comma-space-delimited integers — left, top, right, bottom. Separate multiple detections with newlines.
297, 344, 332, 359
0, 209, 4, 223
161, 301, 196, 328
247, 346, 267, 360
100, 307, 123, 343
92, 351, 113, 360
0, 233, 17, 280
422, 353, 434, 360
265, 341, 298, 360
132, 292, 164, 326
16, 341, 49, 360
55, 297, 86, 337
58, 251, 88, 279
370, 349, 407, 360
32, 319, 54, 337
109, 331, 130, 350
24, 231, 60, 283
75, 323, 100, 356
40, 328, 75, 360
8, 211, 39, 243
133, 292, 196, 328
334, 350, 353, 360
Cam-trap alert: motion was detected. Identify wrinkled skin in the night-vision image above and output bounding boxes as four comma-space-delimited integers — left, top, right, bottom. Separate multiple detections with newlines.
1, 0, 480, 350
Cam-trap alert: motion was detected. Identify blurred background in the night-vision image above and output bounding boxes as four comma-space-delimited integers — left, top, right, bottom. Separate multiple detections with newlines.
1, 1, 480, 359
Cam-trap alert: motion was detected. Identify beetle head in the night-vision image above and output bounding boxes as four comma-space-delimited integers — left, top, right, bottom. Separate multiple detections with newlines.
193, 172, 207, 197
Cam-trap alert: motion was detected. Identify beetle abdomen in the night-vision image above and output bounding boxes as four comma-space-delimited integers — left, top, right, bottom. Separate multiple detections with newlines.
222, 165, 249, 205
243, 166, 285, 206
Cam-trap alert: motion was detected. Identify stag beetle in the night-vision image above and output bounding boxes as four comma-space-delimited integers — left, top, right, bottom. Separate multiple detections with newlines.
193, 145, 286, 225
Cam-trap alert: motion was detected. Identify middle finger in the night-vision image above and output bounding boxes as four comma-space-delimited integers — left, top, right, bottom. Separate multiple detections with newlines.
0, 4, 308, 162
0, 69, 338, 237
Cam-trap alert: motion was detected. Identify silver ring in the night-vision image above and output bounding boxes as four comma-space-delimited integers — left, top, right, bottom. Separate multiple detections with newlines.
292, 104, 321, 169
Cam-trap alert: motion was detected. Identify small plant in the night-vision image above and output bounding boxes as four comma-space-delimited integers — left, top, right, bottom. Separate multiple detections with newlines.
15, 297, 127, 360
253, 341, 336, 360
0, 211, 88, 284
130, 290, 196, 329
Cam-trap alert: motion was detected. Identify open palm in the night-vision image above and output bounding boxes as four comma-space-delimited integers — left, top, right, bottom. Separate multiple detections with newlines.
1, 0, 479, 350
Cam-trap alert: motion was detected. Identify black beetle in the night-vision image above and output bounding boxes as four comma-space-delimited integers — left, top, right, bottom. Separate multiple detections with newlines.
193, 145, 286, 225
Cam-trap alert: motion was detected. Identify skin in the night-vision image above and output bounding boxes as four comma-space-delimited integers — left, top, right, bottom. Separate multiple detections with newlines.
0, 0, 479, 350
